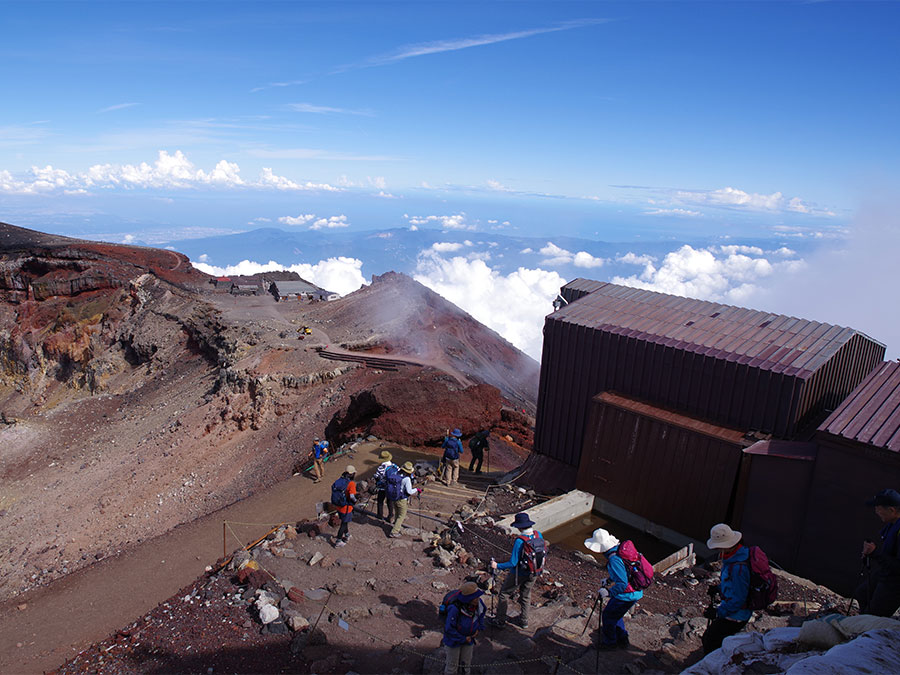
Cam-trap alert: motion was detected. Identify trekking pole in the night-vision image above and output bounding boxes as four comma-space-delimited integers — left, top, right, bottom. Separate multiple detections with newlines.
582, 593, 601, 635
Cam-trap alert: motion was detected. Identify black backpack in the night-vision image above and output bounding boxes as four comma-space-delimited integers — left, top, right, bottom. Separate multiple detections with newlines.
517, 533, 547, 577
331, 476, 349, 507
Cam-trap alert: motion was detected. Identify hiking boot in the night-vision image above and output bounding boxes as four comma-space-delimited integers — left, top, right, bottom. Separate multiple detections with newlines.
334, 540, 346, 548
488, 617, 506, 629
512, 616, 529, 629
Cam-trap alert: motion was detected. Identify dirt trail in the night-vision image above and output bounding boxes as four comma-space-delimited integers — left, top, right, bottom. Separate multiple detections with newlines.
0, 443, 393, 674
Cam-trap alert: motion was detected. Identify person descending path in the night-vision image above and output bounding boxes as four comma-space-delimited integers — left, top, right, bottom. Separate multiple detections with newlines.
441, 428, 463, 485
441, 581, 486, 675
490, 512, 546, 629
374, 450, 399, 522
854, 488, 900, 617
702, 523, 752, 653
331, 465, 357, 548
584, 528, 644, 650
468, 430, 489, 474
389, 461, 421, 538
311, 436, 329, 483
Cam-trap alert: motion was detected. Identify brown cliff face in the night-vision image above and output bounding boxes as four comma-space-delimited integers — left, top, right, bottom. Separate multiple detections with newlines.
0, 223, 538, 602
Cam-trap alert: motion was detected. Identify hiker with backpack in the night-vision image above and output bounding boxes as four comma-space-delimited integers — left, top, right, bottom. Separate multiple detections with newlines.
374, 450, 399, 522
331, 465, 357, 548
441, 581, 486, 675
468, 430, 489, 474
489, 512, 546, 629
854, 488, 900, 617
584, 528, 652, 650
441, 428, 464, 485
311, 436, 329, 483
389, 461, 421, 538
701, 524, 755, 653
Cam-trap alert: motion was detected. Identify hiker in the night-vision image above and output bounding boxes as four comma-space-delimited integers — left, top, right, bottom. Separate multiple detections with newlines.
311, 436, 329, 483
442, 581, 486, 675
468, 430, 489, 474
701, 523, 752, 654
441, 428, 464, 485
374, 450, 399, 522
584, 528, 643, 650
331, 465, 357, 548
389, 461, 421, 538
854, 488, 900, 617
490, 512, 545, 629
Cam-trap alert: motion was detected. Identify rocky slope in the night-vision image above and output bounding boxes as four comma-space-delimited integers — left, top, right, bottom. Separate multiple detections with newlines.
0, 223, 540, 602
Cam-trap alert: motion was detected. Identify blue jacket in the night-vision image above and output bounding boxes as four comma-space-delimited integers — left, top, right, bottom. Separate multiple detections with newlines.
497, 531, 543, 572
604, 546, 642, 602
719, 545, 752, 622
442, 436, 463, 461
313, 441, 329, 459
874, 519, 900, 581
443, 599, 486, 647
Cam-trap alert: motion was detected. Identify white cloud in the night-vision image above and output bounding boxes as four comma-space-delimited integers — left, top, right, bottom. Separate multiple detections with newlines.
122, 234, 136, 244
674, 186, 834, 217
573, 251, 604, 269
617, 252, 656, 266
406, 213, 474, 231
537, 242, 604, 268
278, 214, 316, 226
431, 242, 464, 253
0, 150, 340, 194
197, 253, 209, 262
309, 215, 349, 230
192, 257, 366, 296
520, 248, 533, 254
97, 102, 140, 114
413, 249, 565, 359
644, 207, 702, 217
486, 179, 512, 192
409, 224, 418, 231
611, 244, 803, 304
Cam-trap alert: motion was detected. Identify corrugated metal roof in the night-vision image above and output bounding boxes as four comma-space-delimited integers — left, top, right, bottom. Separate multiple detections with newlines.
272, 280, 319, 294
818, 360, 900, 452
553, 280, 881, 378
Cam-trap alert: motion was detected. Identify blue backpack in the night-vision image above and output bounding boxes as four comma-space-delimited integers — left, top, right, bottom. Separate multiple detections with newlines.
386, 469, 405, 502
331, 476, 349, 507
443, 437, 461, 461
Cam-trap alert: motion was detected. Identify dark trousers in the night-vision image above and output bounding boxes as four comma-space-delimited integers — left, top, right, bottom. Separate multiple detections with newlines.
854, 576, 900, 617
600, 597, 636, 646
702, 618, 747, 654
376, 489, 394, 521
496, 571, 535, 625
336, 511, 352, 541
468, 451, 483, 473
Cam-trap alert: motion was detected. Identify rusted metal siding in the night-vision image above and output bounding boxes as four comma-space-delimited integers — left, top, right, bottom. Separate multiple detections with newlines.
534, 282, 885, 466
735, 441, 817, 570
794, 437, 900, 594
560, 278, 607, 304
575, 393, 747, 541
819, 360, 900, 452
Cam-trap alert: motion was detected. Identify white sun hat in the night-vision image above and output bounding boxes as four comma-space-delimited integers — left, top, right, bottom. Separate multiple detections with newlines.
707, 523, 742, 549
584, 528, 620, 554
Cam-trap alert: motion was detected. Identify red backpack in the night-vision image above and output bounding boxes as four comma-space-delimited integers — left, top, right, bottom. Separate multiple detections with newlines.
744, 546, 778, 610
617, 540, 654, 591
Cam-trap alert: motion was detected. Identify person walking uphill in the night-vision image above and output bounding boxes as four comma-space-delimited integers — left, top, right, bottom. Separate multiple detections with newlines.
311, 436, 329, 483
331, 465, 357, 548
389, 462, 421, 538
702, 524, 751, 654
441, 428, 464, 485
374, 450, 399, 522
584, 528, 643, 649
490, 512, 546, 629
468, 430, 489, 474
442, 581, 486, 675
854, 488, 900, 617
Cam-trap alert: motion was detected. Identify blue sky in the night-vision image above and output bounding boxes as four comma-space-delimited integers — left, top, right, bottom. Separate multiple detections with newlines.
2, 1, 899, 358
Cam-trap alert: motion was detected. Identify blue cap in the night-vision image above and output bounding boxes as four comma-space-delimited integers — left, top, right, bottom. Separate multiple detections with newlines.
866, 489, 900, 507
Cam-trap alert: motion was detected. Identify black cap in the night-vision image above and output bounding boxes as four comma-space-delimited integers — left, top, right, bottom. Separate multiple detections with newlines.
865, 488, 900, 507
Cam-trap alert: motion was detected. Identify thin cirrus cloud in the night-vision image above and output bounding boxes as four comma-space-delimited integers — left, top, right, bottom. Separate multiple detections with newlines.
287, 103, 374, 116
361, 19, 610, 68
614, 184, 836, 217
97, 102, 140, 114
247, 147, 399, 162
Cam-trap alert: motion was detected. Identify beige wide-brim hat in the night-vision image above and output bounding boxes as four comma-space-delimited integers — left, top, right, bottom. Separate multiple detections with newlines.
379, 450, 393, 461
707, 523, 742, 549
400, 461, 415, 474
345, 465, 357, 475
584, 528, 619, 554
